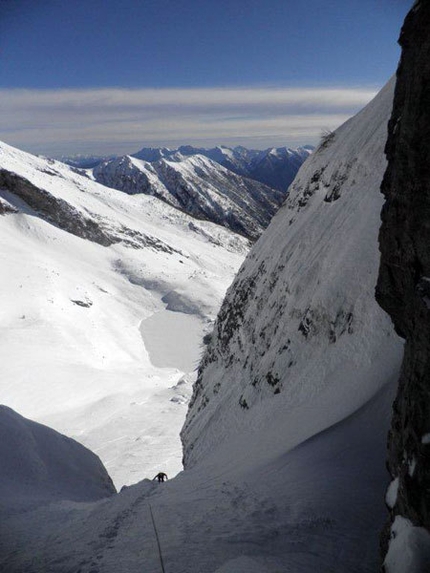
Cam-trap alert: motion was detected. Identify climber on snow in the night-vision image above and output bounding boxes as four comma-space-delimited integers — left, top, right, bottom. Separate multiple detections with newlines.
154, 472, 168, 483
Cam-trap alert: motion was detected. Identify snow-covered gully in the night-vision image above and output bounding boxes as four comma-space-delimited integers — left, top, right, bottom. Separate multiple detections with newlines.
0, 76, 406, 572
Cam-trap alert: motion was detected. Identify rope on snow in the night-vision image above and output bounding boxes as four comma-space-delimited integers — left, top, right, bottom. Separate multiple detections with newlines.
149, 503, 166, 573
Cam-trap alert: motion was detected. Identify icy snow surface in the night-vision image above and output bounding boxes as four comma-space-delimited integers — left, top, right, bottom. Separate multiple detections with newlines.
0, 140, 248, 489
386, 477, 399, 509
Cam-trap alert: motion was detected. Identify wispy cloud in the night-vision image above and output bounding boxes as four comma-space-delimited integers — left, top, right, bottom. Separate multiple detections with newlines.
0, 85, 379, 155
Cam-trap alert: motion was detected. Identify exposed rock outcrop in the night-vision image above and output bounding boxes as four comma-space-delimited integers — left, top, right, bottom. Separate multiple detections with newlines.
376, 2, 430, 567
0, 168, 180, 253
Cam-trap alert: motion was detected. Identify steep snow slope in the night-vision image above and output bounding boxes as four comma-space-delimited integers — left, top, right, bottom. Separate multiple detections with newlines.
93, 154, 285, 240
182, 77, 403, 469
0, 405, 115, 507
0, 141, 248, 488
0, 379, 399, 573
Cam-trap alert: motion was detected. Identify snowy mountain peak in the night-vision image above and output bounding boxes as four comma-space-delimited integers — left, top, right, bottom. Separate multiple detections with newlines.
93, 150, 286, 240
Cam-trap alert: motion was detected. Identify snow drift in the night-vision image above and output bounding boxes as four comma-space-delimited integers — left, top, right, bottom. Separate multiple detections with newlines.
0, 405, 115, 506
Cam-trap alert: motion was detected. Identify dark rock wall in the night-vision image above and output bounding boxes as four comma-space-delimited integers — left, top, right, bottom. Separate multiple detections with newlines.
376, 1, 430, 560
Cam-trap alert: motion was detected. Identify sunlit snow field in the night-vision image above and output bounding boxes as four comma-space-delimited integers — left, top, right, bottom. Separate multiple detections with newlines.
0, 141, 248, 488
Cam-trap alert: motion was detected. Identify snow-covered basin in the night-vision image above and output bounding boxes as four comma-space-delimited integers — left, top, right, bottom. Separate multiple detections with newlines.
0, 140, 248, 490
140, 310, 206, 372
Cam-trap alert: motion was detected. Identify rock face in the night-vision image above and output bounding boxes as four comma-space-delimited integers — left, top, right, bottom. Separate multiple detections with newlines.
376, 2, 430, 566
181, 77, 402, 469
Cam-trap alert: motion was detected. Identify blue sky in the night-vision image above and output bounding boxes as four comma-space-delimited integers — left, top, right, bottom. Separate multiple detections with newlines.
0, 0, 411, 155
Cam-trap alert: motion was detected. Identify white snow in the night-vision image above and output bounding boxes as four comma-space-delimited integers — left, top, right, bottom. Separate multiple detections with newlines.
0, 373, 401, 572
182, 77, 403, 471
0, 77, 411, 572
139, 310, 207, 371
384, 516, 430, 573
0, 140, 248, 489
0, 405, 115, 507
386, 477, 399, 509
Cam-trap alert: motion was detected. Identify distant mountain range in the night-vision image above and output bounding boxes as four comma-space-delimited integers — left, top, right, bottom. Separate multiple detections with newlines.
58, 145, 312, 241
92, 153, 287, 240
60, 144, 313, 192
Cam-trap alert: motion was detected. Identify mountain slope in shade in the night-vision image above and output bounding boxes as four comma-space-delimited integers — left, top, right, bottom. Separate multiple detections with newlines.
93, 153, 285, 240
0, 405, 115, 506
247, 145, 313, 192
0, 140, 248, 489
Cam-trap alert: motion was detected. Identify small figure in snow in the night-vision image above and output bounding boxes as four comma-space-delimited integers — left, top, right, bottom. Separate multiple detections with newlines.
154, 472, 168, 483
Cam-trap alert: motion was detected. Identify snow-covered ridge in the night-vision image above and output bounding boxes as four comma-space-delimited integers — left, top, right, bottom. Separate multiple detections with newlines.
60, 144, 312, 194
93, 152, 286, 240
0, 139, 248, 488
0, 405, 115, 506
182, 77, 403, 469
132, 143, 313, 192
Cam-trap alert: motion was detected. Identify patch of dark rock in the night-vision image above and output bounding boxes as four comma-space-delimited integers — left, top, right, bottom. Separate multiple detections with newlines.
202, 332, 212, 345
324, 184, 342, 202
266, 371, 280, 387
71, 299, 93, 308
0, 197, 18, 215
118, 226, 180, 254
298, 309, 315, 338
216, 276, 258, 351
0, 169, 115, 246
319, 130, 336, 149
329, 310, 354, 343
40, 168, 60, 177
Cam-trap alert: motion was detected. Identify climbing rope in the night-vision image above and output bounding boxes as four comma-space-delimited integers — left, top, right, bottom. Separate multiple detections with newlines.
149, 503, 166, 573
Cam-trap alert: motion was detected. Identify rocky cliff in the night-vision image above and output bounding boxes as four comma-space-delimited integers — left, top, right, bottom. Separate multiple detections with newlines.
376, 2, 430, 569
